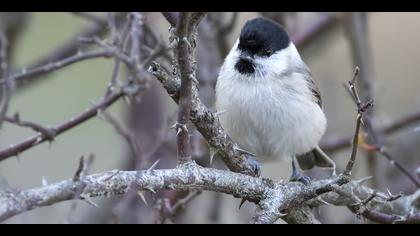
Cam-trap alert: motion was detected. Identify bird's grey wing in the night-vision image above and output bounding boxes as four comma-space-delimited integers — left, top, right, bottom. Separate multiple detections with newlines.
296, 67, 335, 170
303, 70, 322, 108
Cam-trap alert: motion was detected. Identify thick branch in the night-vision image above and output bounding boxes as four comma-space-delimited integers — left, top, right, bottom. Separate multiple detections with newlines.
0, 162, 268, 222
175, 12, 193, 164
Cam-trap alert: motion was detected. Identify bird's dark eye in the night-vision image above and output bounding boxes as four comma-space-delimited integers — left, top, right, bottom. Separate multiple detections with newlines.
265, 50, 272, 57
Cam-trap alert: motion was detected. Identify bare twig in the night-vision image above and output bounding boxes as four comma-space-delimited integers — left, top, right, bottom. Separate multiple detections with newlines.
104, 14, 131, 97
377, 149, 420, 188
0, 50, 114, 85
12, 13, 126, 89
0, 32, 11, 127
322, 109, 420, 152
0, 91, 124, 162
344, 67, 373, 175
4, 113, 56, 141
343, 12, 379, 187
100, 110, 142, 160
175, 12, 193, 164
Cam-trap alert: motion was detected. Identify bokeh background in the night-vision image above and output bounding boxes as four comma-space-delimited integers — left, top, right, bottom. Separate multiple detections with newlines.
1, 12, 420, 224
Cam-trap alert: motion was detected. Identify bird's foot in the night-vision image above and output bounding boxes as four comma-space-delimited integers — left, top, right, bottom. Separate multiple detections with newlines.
289, 159, 311, 185
233, 146, 261, 176
245, 154, 261, 177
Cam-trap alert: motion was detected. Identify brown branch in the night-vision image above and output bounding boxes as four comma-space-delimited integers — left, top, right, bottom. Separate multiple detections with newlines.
0, 31, 11, 127
321, 109, 420, 152
104, 13, 131, 97
175, 12, 193, 164
4, 113, 56, 141
343, 12, 380, 187
0, 50, 114, 85
0, 91, 123, 162
100, 110, 142, 161
377, 149, 420, 188
12, 13, 126, 89
344, 67, 371, 175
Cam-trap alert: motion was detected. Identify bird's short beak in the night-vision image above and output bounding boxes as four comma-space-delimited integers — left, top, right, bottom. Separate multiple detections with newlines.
239, 54, 253, 63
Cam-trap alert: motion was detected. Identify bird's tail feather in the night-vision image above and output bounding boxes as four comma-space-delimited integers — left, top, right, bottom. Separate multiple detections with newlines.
296, 146, 336, 171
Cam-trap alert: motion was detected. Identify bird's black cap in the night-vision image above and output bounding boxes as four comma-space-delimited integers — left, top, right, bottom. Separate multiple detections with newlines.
238, 17, 290, 57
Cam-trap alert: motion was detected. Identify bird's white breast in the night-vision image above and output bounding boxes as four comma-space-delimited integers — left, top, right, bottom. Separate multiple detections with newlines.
215, 56, 326, 161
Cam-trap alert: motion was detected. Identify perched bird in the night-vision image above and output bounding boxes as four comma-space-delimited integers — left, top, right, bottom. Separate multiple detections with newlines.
215, 17, 335, 181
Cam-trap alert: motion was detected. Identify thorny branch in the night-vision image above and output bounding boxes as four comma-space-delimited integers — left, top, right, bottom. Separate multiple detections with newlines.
175, 12, 194, 164
0, 31, 11, 127
4, 113, 56, 141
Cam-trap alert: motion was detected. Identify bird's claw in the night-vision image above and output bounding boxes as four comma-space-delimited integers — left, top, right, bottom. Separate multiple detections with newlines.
245, 154, 261, 177
290, 159, 311, 185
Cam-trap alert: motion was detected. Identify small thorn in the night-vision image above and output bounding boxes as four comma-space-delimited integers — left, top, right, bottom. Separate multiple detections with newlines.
167, 184, 176, 190
34, 136, 43, 145
147, 159, 160, 172
386, 188, 393, 197
278, 210, 289, 217
176, 127, 182, 136
209, 147, 218, 165
189, 74, 199, 85
137, 191, 148, 206
168, 37, 179, 49
42, 176, 48, 186
83, 196, 99, 208
214, 110, 227, 117
145, 187, 156, 194
355, 176, 372, 185
238, 198, 247, 209
182, 37, 192, 48
124, 96, 131, 106
317, 197, 332, 206
233, 146, 256, 156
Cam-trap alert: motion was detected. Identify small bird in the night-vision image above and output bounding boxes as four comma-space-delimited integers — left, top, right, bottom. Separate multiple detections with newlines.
215, 17, 335, 181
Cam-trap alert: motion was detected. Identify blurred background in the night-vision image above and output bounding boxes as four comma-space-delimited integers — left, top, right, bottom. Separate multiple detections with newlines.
0, 12, 420, 224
